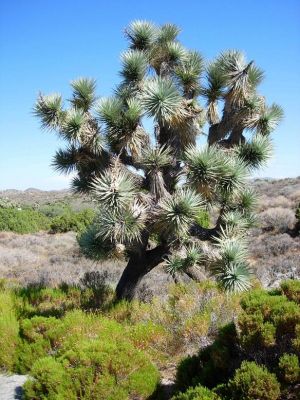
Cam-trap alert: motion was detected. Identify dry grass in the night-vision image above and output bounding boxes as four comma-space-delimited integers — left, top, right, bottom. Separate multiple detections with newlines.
0, 231, 174, 298
0, 177, 299, 294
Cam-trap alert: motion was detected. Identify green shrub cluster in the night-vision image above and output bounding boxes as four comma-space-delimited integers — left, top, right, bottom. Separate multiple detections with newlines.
280, 279, 300, 304
15, 282, 114, 319
238, 287, 300, 350
175, 280, 300, 399
0, 207, 51, 233
278, 353, 300, 384
0, 282, 161, 399
0, 203, 95, 234
36, 201, 73, 218
172, 385, 221, 400
50, 208, 95, 233
20, 311, 160, 399
0, 290, 19, 370
225, 361, 281, 400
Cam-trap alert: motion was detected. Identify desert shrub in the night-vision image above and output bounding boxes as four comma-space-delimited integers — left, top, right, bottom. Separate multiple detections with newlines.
175, 286, 300, 396
172, 385, 221, 400
0, 290, 19, 371
295, 203, 300, 220
259, 207, 296, 233
292, 324, 300, 352
227, 361, 280, 400
238, 289, 300, 349
280, 279, 300, 304
22, 314, 160, 400
50, 208, 95, 233
250, 233, 298, 259
17, 316, 61, 373
23, 356, 74, 400
278, 353, 300, 384
16, 285, 83, 318
0, 207, 51, 233
15, 281, 115, 318
79, 270, 115, 310
0, 198, 19, 208
37, 201, 73, 218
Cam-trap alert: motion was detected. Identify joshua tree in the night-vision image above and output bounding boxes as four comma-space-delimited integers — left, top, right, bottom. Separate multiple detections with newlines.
34, 21, 283, 300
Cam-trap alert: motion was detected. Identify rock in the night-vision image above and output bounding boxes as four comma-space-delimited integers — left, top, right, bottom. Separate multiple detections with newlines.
0, 375, 28, 400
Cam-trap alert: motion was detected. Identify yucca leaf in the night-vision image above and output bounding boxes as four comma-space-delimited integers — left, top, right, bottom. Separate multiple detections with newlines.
78, 224, 115, 261
61, 109, 86, 142
156, 188, 204, 237
120, 50, 148, 83
33, 94, 63, 130
91, 166, 137, 211
125, 20, 157, 50
235, 134, 273, 170
157, 23, 181, 43
255, 103, 284, 135
52, 146, 78, 174
214, 262, 252, 292
142, 77, 184, 123
96, 97, 123, 127
70, 78, 97, 111
95, 203, 146, 244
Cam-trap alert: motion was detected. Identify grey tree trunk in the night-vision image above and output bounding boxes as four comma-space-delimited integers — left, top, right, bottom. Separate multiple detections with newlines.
115, 244, 169, 301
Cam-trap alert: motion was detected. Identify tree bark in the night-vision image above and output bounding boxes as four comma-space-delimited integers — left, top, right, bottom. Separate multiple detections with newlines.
115, 245, 169, 301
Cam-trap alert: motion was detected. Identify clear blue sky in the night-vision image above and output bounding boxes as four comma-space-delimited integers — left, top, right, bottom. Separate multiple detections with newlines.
0, 0, 299, 190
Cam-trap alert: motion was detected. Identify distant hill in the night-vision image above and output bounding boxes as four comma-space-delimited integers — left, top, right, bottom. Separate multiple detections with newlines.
1, 177, 300, 207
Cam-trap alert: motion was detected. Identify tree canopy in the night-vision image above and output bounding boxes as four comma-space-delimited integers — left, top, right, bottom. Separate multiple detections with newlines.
34, 20, 283, 300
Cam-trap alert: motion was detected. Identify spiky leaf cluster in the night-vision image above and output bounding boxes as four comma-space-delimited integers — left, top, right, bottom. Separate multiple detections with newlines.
211, 229, 252, 292
156, 188, 204, 238
34, 20, 283, 293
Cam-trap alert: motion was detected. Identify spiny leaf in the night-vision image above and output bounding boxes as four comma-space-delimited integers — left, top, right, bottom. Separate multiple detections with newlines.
33, 94, 63, 130
235, 134, 273, 170
120, 50, 148, 83
142, 77, 184, 123
91, 166, 137, 211
70, 78, 97, 111
156, 188, 204, 237
125, 20, 157, 50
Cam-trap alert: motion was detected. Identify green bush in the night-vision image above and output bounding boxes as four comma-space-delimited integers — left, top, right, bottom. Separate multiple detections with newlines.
37, 201, 73, 218
16, 285, 83, 318
175, 285, 300, 397
15, 282, 114, 319
227, 361, 280, 400
23, 357, 74, 400
280, 279, 300, 304
0, 290, 19, 370
172, 385, 221, 400
238, 289, 300, 348
0, 207, 51, 233
22, 313, 160, 400
17, 316, 60, 373
278, 353, 300, 384
292, 324, 300, 352
50, 208, 95, 233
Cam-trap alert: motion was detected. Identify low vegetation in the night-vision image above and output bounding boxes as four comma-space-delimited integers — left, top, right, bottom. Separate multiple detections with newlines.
0, 200, 95, 234
0, 279, 299, 399
174, 279, 300, 399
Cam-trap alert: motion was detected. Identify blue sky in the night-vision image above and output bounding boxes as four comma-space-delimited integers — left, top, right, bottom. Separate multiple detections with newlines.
0, 0, 299, 190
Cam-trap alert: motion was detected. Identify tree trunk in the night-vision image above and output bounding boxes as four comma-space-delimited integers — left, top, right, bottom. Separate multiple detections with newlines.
115, 245, 169, 301
115, 255, 149, 301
